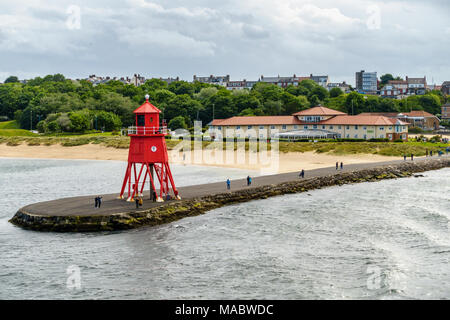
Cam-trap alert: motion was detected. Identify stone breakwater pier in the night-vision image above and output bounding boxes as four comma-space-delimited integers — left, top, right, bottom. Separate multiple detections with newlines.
9, 156, 450, 232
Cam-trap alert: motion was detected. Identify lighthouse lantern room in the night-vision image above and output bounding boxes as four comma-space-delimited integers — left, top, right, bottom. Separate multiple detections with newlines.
119, 94, 180, 202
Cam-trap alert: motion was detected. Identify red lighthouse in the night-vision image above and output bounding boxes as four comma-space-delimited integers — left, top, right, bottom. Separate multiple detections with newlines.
119, 94, 180, 202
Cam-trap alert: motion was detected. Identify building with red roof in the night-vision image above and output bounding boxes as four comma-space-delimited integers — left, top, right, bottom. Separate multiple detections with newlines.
208, 106, 409, 141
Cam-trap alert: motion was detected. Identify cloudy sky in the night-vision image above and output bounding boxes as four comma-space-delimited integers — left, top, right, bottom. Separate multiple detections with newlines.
0, 0, 449, 85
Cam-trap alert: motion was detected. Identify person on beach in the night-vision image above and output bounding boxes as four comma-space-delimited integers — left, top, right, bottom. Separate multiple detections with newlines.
411, 154, 414, 161
97, 196, 102, 208
425, 149, 428, 157
340, 162, 343, 170
247, 176, 251, 186
94, 196, 98, 208
226, 179, 231, 190
430, 150, 433, 157
336, 162, 339, 170
403, 155, 406, 161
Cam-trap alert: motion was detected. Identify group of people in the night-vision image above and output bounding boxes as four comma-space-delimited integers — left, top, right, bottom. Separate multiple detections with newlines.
336, 162, 344, 170
404, 154, 415, 161
226, 175, 252, 190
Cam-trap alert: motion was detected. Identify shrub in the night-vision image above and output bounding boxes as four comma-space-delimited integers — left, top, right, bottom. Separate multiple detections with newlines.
408, 127, 423, 134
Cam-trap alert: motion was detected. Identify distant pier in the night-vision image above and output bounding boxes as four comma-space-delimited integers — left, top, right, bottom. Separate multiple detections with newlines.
9, 156, 450, 232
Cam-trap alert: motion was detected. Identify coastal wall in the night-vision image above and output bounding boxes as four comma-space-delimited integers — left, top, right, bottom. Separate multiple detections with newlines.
10, 158, 450, 232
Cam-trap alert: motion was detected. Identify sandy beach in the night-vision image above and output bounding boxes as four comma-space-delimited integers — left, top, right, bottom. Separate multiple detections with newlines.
0, 143, 398, 173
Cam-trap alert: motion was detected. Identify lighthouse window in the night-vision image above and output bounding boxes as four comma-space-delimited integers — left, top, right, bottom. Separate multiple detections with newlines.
137, 115, 145, 126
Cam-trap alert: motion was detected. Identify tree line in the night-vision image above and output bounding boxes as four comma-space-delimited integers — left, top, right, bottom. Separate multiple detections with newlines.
0, 74, 446, 133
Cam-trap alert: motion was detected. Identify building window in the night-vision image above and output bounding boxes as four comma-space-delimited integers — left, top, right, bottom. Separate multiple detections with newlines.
259, 125, 264, 129
355, 134, 358, 138
271, 125, 275, 129
364, 134, 367, 139
304, 125, 308, 129
294, 125, 298, 129
218, 126, 222, 130
346, 126, 349, 130
338, 126, 341, 129
346, 134, 349, 138
313, 125, 318, 129
329, 125, 333, 129
322, 125, 326, 129
389, 127, 392, 130
363, 126, 366, 130
282, 125, 287, 130
379, 127, 384, 130
355, 125, 358, 130
248, 125, 252, 129
236, 126, 241, 129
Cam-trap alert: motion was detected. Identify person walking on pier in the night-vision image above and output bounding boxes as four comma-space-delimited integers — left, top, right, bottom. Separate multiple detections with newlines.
340, 162, 343, 170
403, 154, 406, 161
336, 162, 338, 170
411, 154, 414, 161
299, 169, 305, 178
247, 176, 252, 186
226, 179, 231, 190
135, 197, 140, 209
94, 196, 99, 208
97, 196, 102, 208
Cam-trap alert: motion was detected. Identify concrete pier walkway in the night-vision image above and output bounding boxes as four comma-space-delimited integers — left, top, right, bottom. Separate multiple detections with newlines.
19, 155, 448, 218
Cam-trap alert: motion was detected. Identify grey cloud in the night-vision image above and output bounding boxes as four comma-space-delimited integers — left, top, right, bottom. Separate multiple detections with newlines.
0, 0, 448, 85
242, 24, 270, 39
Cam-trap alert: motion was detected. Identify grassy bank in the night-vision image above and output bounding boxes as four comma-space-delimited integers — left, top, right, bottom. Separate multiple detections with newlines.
0, 132, 448, 157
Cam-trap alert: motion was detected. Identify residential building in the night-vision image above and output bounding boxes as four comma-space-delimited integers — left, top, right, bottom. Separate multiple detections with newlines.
355, 70, 378, 94
193, 75, 230, 86
327, 81, 351, 93
406, 76, 427, 95
441, 81, 450, 95
226, 79, 259, 90
259, 74, 309, 87
380, 80, 408, 99
309, 74, 329, 88
159, 76, 180, 85
360, 110, 440, 131
442, 103, 450, 120
131, 74, 145, 86
209, 106, 408, 141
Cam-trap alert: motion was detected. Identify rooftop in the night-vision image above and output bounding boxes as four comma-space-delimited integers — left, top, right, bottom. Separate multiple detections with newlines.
292, 106, 346, 116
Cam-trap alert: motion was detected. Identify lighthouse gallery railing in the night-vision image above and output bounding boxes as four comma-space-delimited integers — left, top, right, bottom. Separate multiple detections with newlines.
127, 126, 168, 135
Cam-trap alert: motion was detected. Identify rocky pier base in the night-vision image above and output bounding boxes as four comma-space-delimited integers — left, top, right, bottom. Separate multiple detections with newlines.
10, 158, 450, 232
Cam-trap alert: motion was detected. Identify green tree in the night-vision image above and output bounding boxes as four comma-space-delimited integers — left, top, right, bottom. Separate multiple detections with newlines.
69, 110, 90, 132
94, 111, 122, 131
231, 90, 262, 113
4, 76, 19, 83
168, 116, 187, 130
168, 81, 195, 96
329, 87, 343, 98
345, 92, 365, 115
380, 74, 394, 85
